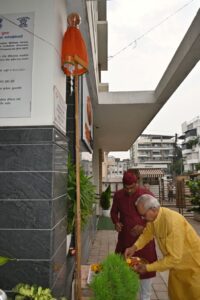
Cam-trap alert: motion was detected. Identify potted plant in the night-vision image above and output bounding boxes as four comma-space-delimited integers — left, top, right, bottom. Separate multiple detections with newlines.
12, 283, 55, 300
12, 283, 68, 300
100, 185, 111, 217
89, 253, 139, 300
66, 157, 96, 253
186, 179, 200, 221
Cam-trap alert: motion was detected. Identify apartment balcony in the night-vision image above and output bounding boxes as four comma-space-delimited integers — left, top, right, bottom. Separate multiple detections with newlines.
187, 158, 200, 164
139, 147, 161, 150
185, 135, 197, 143
151, 139, 163, 143
182, 148, 192, 155
138, 146, 173, 151
142, 163, 168, 169
161, 146, 174, 150
139, 159, 172, 164
138, 145, 152, 149
185, 128, 197, 139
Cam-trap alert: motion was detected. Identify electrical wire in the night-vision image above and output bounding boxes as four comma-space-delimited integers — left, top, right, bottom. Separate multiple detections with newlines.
108, 0, 198, 60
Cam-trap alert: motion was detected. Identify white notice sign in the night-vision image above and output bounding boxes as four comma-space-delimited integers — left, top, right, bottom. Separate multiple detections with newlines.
0, 13, 34, 117
53, 86, 67, 134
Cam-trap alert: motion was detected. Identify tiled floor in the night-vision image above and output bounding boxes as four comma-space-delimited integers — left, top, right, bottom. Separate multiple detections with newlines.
86, 230, 169, 300
84, 215, 200, 300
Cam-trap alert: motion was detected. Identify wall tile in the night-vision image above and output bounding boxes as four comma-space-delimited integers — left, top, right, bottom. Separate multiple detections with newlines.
0, 127, 53, 144
52, 196, 67, 228
0, 200, 52, 229
53, 145, 67, 172
0, 230, 50, 259
52, 172, 67, 199
0, 197, 67, 230
0, 126, 68, 293
0, 172, 52, 199
52, 263, 67, 297
50, 240, 66, 288
53, 128, 68, 149
51, 218, 67, 257
0, 260, 50, 290
0, 145, 53, 171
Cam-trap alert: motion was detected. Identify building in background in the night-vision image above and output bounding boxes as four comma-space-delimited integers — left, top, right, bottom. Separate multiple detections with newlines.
81, 159, 93, 176
102, 154, 130, 192
129, 134, 175, 175
181, 116, 200, 172
106, 156, 130, 178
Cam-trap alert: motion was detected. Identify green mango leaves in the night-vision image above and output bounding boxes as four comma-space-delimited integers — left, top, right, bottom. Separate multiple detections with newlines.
0, 256, 16, 266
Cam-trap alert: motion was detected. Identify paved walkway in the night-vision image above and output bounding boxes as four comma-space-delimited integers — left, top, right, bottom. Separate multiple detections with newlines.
87, 230, 168, 300
86, 215, 200, 300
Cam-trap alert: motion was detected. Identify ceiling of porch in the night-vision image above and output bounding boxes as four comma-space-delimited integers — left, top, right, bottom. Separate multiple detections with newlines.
94, 9, 200, 151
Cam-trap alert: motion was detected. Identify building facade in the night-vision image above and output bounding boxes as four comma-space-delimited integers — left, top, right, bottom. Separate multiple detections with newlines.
103, 155, 130, 179
129, 134, 175, 174
181, 116, 200, 172
0, 0, 107, 297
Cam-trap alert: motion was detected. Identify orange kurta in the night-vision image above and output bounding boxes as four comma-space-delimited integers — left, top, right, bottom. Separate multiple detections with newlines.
135, 207, 200, 300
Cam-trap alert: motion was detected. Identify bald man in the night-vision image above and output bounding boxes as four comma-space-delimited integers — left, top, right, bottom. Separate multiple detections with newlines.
125, 194, 200, 300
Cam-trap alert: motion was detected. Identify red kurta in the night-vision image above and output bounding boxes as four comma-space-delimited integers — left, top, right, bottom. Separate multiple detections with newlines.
110, 187, 157, 279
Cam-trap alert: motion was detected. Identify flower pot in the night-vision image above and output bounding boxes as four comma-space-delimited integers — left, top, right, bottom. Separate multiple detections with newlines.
102, 209, 110, 217
66, 233, 72, 255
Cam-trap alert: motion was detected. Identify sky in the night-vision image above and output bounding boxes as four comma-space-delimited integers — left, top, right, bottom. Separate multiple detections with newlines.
102, 0, 200, 159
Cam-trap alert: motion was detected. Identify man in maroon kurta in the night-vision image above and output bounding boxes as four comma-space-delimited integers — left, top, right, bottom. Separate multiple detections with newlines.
110, 171, 157, 300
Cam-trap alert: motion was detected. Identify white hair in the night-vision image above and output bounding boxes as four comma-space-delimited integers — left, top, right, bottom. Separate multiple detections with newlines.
135, 194, 160, 210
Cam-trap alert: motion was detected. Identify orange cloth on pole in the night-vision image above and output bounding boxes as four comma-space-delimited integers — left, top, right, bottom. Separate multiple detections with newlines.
61, 26, 88, 76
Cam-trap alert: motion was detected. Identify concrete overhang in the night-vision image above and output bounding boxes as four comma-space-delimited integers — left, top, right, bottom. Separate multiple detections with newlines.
97, 0, 107, 21
94, 91, 162, 151
97, 21, 108, 70
95, 9, 200, 152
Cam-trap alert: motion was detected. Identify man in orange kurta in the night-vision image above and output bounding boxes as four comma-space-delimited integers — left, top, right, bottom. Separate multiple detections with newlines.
125, 194, 200, 300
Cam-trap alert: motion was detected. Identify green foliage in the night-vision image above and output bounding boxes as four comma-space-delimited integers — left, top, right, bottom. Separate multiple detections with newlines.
67, 157, 96, 234
170, 145, 183, 176
186, 179, 200, 212
0, 256, 16, 266
170, 159, 183, 176
195, 163, 200, 171
186, 137, 199, 149
12, 283, 68, 300
89, 253, 139, 300
12, 283, 57, 300
100, 185, 111, 210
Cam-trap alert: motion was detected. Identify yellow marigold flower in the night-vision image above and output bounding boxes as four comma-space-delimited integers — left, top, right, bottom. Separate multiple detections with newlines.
91, 263, 102, 273
126, 258, 132, 265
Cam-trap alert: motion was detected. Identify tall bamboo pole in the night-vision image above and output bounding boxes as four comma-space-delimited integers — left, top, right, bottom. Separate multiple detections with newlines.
75, 71, 82, 300
99, 149, 103, 195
